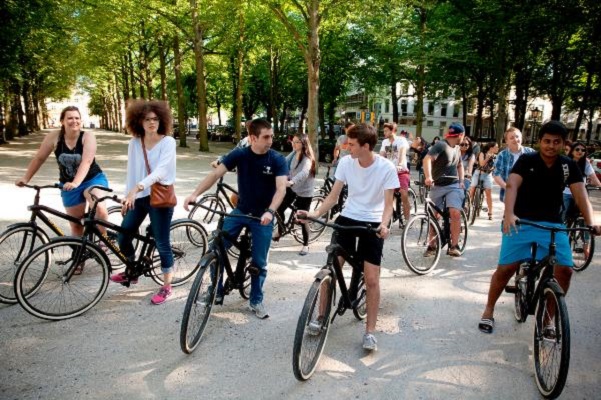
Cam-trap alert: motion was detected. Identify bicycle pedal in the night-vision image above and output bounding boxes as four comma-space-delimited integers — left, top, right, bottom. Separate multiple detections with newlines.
505, 285, 518, 293
247, 264, 260, 277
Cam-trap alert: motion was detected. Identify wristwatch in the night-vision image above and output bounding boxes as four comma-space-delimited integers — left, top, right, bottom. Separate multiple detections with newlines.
265, 208, 276, 217
137, 183, 144, 191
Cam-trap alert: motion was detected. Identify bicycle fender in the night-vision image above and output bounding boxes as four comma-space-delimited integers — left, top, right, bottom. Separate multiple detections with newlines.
3, 223, 50, 242
198, 252, 218, 268
314, 268, 331, 281
545, 280, 566, 297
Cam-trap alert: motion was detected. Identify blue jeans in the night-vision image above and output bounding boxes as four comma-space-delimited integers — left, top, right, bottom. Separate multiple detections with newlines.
221, 208, 273, 305
118, 196, 174, 274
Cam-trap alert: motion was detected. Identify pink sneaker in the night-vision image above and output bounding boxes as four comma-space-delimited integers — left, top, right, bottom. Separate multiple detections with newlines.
109, 272, 138, 284
151, 286, 172, 305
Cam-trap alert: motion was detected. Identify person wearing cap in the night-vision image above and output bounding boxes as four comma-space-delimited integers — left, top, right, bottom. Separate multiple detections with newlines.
422, 122, 466, 257
478, 121, 601, 334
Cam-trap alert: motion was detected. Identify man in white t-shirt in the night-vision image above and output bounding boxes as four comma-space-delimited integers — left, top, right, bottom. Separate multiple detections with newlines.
380, 122, 411, 222
301, 123, 399, 351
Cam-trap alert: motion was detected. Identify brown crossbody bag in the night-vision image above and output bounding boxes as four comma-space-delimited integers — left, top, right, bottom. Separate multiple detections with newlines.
141, 139, 177, 208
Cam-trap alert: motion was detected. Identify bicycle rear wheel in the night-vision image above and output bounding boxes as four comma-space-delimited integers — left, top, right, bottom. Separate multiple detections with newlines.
14, 238, 110, 320
0, 225, 49, 304
188, 195, 226, 231
180, 254, 220, 354
569, 217, 594, 272
292, 271, 335, 381
292, 196, 330, 244
150, 219, 208, 287
469, 188, 482, 226
533, 282, 570, 399
401, 215, 442, 275
463, 191, 472, 223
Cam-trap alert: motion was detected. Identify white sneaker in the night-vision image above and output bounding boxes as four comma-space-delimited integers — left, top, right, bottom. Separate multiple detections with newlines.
249, 302, 269, 319
362, 333, 377, 351
307, 318, 323, 335
299, 246, 309, 256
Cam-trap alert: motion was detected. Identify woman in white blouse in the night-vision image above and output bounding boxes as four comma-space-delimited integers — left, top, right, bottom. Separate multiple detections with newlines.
110, 100, 177, 305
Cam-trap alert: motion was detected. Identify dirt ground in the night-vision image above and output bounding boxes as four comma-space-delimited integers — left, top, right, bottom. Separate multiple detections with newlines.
0, 129, 600, 400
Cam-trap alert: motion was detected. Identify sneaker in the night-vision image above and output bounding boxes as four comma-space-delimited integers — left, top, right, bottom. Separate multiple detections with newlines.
109, 272, 138, 284
423, 246, 436, 257
151, 286, 172, 305
307, 317, 324, 335
447, 246, 462, 257
299, 246, 309, 256
362, 333, 378, 351
249, 302, 269, 319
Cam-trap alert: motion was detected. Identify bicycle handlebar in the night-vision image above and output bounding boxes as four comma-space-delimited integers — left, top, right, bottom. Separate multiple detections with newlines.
22, 183, 61, 191
84, 185, 122, 205
300, 215, 381, 234
516, 219, 594, 233
585, 185, 601, 191
190, 202, 262, 222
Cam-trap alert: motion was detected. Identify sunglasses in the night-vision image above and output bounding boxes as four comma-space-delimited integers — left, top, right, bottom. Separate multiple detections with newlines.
573, 148, 586, 153
292, 140, 302, 144
460, 143, 469, 147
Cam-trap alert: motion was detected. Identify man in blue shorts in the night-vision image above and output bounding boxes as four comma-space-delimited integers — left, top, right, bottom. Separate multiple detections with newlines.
478, 121, 601, 333
422, 122, 466, 257
184, 119, 288, 319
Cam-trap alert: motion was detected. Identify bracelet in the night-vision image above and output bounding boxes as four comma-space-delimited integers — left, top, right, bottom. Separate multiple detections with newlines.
265, 208, 276, 217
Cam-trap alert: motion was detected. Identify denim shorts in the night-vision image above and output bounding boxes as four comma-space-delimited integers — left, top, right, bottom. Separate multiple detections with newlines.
61, 172, 109, 208
472, 170, 493, 190
429, 183, 465, 211
498, 219, 573, 267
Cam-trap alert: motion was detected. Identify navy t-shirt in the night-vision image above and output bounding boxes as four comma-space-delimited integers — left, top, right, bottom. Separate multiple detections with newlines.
221, 147, 288, 216
511, 153, 582, 223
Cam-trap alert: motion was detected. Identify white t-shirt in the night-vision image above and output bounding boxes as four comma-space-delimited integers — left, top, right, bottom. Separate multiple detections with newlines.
335, 155, 400, 222
125, 136, 177, 199
563, 160, 594, 195
380, 136, 408, 168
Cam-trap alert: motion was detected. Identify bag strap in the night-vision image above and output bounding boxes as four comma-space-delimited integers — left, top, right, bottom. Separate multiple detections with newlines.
141, 139, 152, 175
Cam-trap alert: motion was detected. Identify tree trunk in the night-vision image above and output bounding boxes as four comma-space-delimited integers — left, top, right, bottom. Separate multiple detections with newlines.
318, 96, 326, 139
22, 79, 34, 133
304, 0, 321, 167
415, 7, 427, 138
461, 82, 468, 130
32, 82, 41, 131
158, 38, 168, 101
174, 35, 187, 147
191, 0, 209, 151
269, 46, 279, 133
234, 1, 245, 142
475, 77, 485, 138
121, 55, 130, 103
391, 78, 399, 123
128, 51, 137, 99
572, 71, 592, 141
495, 78, 509, 144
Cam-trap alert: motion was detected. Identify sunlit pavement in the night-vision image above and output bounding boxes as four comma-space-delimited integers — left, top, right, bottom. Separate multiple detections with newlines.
0, 129, 599, 399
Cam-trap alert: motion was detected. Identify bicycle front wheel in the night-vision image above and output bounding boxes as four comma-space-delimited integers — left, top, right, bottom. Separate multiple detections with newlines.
292, 271, 336, 381
352, 275, 367, 320
0, 225, 49, 304
469, 188, 481, 226
533, 281, 570, 399
570, 217, 595, 272
180, 254, 220, 354
14, 238, 110, 320
457, 210, 469, 253
150, 219, 208, 287
401, 215, 442, 275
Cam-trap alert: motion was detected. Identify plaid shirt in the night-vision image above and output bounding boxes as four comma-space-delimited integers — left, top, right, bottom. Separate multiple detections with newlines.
493, 146, 535, 201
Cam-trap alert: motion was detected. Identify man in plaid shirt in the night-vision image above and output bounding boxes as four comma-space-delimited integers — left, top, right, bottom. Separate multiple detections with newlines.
493, 127, 535, 202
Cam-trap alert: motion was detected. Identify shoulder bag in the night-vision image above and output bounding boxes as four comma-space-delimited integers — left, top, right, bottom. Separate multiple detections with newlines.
141, 139, 177, 208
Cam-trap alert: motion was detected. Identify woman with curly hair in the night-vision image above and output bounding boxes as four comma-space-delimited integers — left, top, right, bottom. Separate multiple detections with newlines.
110, 100, 177, 305
273, 133, 316, 255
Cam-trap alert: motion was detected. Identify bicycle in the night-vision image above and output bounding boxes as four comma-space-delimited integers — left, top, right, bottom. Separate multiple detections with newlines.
565, 185, 600, 272
390, 187, 418, 229
13, 186, 208, 320
415, 172, 430, 204
292, 216, 375, 381
187, 176, 238, 229
469, 170, 490, 225
504, 220, 593, 399
273, 195, 329, 244
0, 184, 128, 304
315, 165, 347, 219
401, 195, 469, 274
180, 203, 259, 354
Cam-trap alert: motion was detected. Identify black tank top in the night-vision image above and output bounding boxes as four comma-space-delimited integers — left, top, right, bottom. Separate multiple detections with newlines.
54, 131, 102, 183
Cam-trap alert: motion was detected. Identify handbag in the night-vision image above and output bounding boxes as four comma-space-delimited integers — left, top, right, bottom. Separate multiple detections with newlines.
141, 139, 177, 208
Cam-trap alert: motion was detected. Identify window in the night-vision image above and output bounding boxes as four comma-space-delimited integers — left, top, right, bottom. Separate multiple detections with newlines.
402, 82, 409, 94
385, 100, 390, 113
441, 103, 448, 117
440, 121, 447, 128
453, 104, 460, 118
401, 100, 408, 116
426, 120, 434, 127
427, 102, 434, 116
400, 118, 408, 125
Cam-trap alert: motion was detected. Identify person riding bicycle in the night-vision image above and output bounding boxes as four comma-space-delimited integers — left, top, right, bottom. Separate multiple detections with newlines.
469, 142, 498, 220
184, 119, 288, 319
299, 123, 399, 351
562, 141, 601, 222
493, 127, 535, 202
478, 121, 601, 334
380, 122, 411, 222
422, 122, 466, 257
331, 122, 354, 174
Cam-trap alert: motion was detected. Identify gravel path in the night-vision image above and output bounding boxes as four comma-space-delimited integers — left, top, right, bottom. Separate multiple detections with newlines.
1, 129, 599, 400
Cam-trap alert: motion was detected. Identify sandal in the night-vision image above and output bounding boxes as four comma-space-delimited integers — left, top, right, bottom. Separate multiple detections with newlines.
478, 317, 495, 334
73, 262, 85, 276
488, 214, 493, 220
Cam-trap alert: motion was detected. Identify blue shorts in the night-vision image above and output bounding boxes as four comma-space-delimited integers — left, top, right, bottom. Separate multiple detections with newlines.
472, 170, 493, 189
429, 183, 465, 211
61, 173, 109, 208
498, 219, 573, 267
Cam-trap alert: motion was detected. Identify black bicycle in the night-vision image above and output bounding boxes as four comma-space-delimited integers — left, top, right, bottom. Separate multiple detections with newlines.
415, 172, 430, 204
401, 196, 469, 274
0, 184, 128, 304
292, 217, 375, 381
565, 185, 600, 272
180, 202, 258, 354
504, 220, 593, 399
391, 187, 418, 229
13, 186, 208, 320
316, 165, 347, 219
187, 176, 238, 229
273, 195, 329, 244
469, 169, 490, 225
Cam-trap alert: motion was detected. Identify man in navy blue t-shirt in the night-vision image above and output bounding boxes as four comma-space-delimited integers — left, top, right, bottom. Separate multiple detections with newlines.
184, 119, 288, 319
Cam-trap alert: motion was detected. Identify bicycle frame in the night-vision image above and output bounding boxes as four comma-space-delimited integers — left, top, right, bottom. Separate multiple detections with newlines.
325, 244, 364, 321
210, 215, 251, 289
213, 177, 239, 209
423, 199, 450, 248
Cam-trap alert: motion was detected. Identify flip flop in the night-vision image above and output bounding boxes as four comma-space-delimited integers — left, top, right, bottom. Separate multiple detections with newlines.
478, 317, 494, 334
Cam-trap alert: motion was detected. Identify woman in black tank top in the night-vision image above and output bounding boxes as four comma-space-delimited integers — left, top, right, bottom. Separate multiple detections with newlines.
16, 106, 110, 242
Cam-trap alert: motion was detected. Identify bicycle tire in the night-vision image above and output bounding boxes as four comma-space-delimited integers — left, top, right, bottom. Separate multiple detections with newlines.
570, 217, 595, 272
150, 219, 208, 287
188, 195, 227, 229
14, 238, 110, 320
352, 275, 367, 320
513, 268, 528, 323
291, 196, 330, 244
408, 188, 418, 215
457, 210, 469, 253
401, 214, 442, 275
105, 206, 142, 270
292, 272, 335, 381
0, 224, 49, 304
239, 258, 252, 300
180, 254, 220, 354
533, 281, 570, 399
469, 188, 481, 226
463, 191, 472, 223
